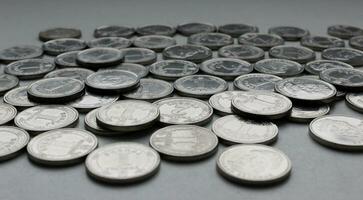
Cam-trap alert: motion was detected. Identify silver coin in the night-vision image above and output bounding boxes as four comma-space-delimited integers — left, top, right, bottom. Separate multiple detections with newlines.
218, 23, 259, 38
68, 92, 118, 113
233, 73, 282, 91
39, 27, 81, 41
0, 104, 17, 125
289, 105, 330, 123
5, 59, 55, 80
321, 47, 363, 67
42, 38, 87, 56
27, 128, 97, 165
0, 126, 29, 161
187, 32, 233, 50
87, 37, 132, 49
133, 35, 176, 52
14, 105, 79, 134
84, 108, 119, 135
77, 47, 124, 68
319, 68, 363, 92
268, 26, 309, 41
4, 86, 37, 110
309, 115, 363, 150
0, 74, 19, 95
44, 68, 94, 81
136, 24, 176, 36
301, 35, 345, 51
120, 48, 156, 65
238, 33, 284, 50
349, 35, 363, 51
200, 58, 252, 80
217, 144, 292, 184
345, 93, 363, 113
149, 60, 199, 80
96, 100, 159, 132
0, 45, 43, 63
154, 97, 213, 125
54, 51, 81, 68
86, 142, 160, 184
208, 91, 244, 115
162, 44, 212, 63
254, 59, 304, 77
218, 44, 265, 63
150, 125, 218, 161
122, 79, 173, 101
94, 25, 134, 38
305, 60, 353, 75
98, 63, 148, 78
177, 22, 216, 36
327, 25, 363, 39
269, 45, 316, 64
212, 115, 278, 145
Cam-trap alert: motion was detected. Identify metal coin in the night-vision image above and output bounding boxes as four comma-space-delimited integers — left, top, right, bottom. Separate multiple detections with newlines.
85, 142, 160, 184
177, 22, 216, 36
45, 68, 94, 82
320, 68, 363, 92
254, 58, 304, 77
345, 93, 363, 113
269, 45, 316, 64
0, 74, 18, 95
4, 86, 37, 110
349, 35, 363, 51
218, 44, 265, 62
212, 115, 278, 145
39, 27, 81, 42
174, 75, 228, 99
136, 25, 176, 36
301, 35, 345, 51
289, 105, 330, 123
0, 104, 17, 125
77, 47, 124, 68
305, 60, 353, 75
238, 33, 284, 50
268, 26, 309, 41
122, 79, 174, 101
120, 48, 156, 65
68, 92, 118, 113
162, 44, 212, 63
150, 125, 218, 161
133, 35, 176, 52
96, 100, 159, 132
5, 59, 55, 80
149, 60, 199, 80
327, 25, 363, 39
98, 63, 148, 78
187, 32, 233, 50
42, 38, 87, 56
321, 47, 363, 67
218, 23, 259, 38
27, 128, 97, 165
154, 97, 213, 126
87, 37, 132, 49
84, 108, 119, 135
208, 91, 244, 115
94, 25, 134, 38
200, 58, 252, 80
217, 144, 292, 185
0, 126, 29, 161
233, 73, 282, 91
0, 45, 43, 63
309, 115, 363, 150
54, 51, 81, 68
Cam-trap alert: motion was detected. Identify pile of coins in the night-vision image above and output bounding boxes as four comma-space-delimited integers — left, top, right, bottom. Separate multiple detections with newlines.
1, 23, 363, 185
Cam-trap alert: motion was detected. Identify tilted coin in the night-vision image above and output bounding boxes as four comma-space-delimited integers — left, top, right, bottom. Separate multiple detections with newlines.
268, 26, 309, 41
45, 68, 94, 81
76, 47, 124, 68
98, 63, 148, 78
27, 77, 85, 103
150, 125, 218, 161
4, 86, 37, 110
133, 35, 176, 52
254, 58, 304, 77
321, 47, 363, 67
269, 45, 316, 64
162, 44, 212, 63
154, 97, 213, 126
208, 91, 244, 115
200, 58, 252, 80
85, 142, 160, 183
0, 74, 18, 95
233, 73, 282, 91
5, 59, 55, 80
94, 25, 135, 38
309, 115, 363, 150
349, 35, 363, 51
187, 32, 233, 50
122, 79, 174, 101
0, 104, 17, 125
149, 60, 199, 80
39, 27, 81, 41
319, 68, 363, 92
345, 93, 363, 113
68, 92, 118, 113
289, 105, 330, 123
87, 37, 132, 49
174, 75, 228, 98
305, 60, 353, 75
27, 128, 97, 165
54, 51, 81, 68
327, 25, 363, 39
301, 35, 345, 51
177, 22, 216, 36
218, 23, 259, 38
238, 33, 284, 50
42, 38, 87, 56
120, 48, 156, 65
212, 115, 278, 144
0, 45, 43, 63
217, 144, 292, 185
96, 100, 159, 132
84, 108, 118, 135
218, 44, 265, 62
0, 126, 29, 161
136, 24, 176, 36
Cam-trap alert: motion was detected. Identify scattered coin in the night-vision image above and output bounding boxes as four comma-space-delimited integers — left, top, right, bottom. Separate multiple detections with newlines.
301, 35, 345, 51
133, 35, 176, 52
0, 104, 17, 125
98, 63, 148, 78
120, 48, 157, 65
233, 73, 282, 91
345, 93, 363, 113
268, 26, 309, 41
320, 68, 363, 92
269, 45, 316, 64
200, 58, 252, 80
39, 27, 82, 41
3, 86, 37, 110
42, 38, 87, 56
5, 59, 55, 80
136, 25, 176, 36
0, 74, 19, 95
187, 32, 233, 50
305, 60, 353, 75
254, 58, 304, 77
45, 68, 94, 81
349, 35, 363, 51
0, 45, 43, 63
327, 25, 363, 39
177, 22, 216, 36
218, 23, 259, 38
238, 33, 284, 50
321, 47, 363, 67
94, 25, 134, 38
77, 47, 124, 68
54, 51, 81, 68
68, 92, 118, 113
87, 37, 132, 49
122, 79, 174, 101
149, 60, 199, 80
162, 44, 212, 63
208, 91, 244, 115
84, 108, 119, 135
0, 126, 30, 161
289, 105, 330, 123
218, 44, 265, 62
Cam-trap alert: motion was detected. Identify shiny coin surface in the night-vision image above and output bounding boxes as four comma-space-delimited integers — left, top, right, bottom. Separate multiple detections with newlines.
42, 38, 86, 56
321, 47, 363, 67
27, 128, 97, 165
238, 33, 284, 50
94, 25, 134, 38
98, 63, 148, 78
301, 35, 345, 51
187, 32, 233, 50
268, 26, 309, 41
162, 44, 212, 63
4, 86, 38, 109
77, 47, 123, 68
217, 144, 292, 185
218, 23, 259, 38
0, 45, 43, 63
0, 74, 18, 95
39, 27, 81, 41
320, 68, 363, 92
212, 115, 278, 144
0, 104, 17, 125
233, 73, 282, 91
84, 108, 118, 135
269, 45, 316, 64
305, 60, 353, 75
174, 75, 228, 98
54, 51, 81, 68
122, 79, 173, 101
45, 68, 94, 81
289, 105, 330, 123
150, 125, 218, 161
349, 35, 363, 51
327, 25, 363, 39
154, 97, 213, 125
208, 91, 244, 115
218, 44, 265, 62
133, 35, 176, 52
254, 58, 304, 77
149, 60, 199, 80
177, 22, 216, 36
200, 58, 252, 80
309, 115, 363, 150
345, 93, 363, 113
136, 25, 176, 36
120, 48, 156, 65
0, 126, 29, 161
87, 37, 132, 49
86, 142, 160, 183
68, 92, 118, 113
5, 59, 55, 80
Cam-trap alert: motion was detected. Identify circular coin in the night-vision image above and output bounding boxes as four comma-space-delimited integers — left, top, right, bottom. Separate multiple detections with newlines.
54, 51, 81, 68
84, 108, 119, 135
0, 45, 43, 63
68, 92, 118, 113
4, 86, 38, 110
200, 58, 252, 80
345, 93, 363, 113
269, 45, 316, 64
39, 27, 81, 41
149, 60, 199, 80
122, 79, 173, 101
42, 38, 86, 56
0, 74, 18, 95
0, 126, 29, 161
305, 60, 353, 75
177, 22, 216, 36
98, 63, 148, 78
120, 48, 156, 65
327, 25, 363, 39
136, 24, 176, 36
321, 47, 363, 67
0, 104, 17, 125
218, 44, 265, 62
5, 59, 55, 80
162, 44, 212, 63
289, 105, 330, 123
133, 35, 176, 52
349, 35, 363, 51
208, 91, 244, 115
45, 68, 94, 81
87, 37, 132, 49
301, 35, 345, 51
268, 26, 309, 41
94, 25, 134, 38
320, 68, 363, 92
77, 47, 123, 68
238, 33, 284, 50
254, 58, 304, 77
187, 32, 233, 50
218, 23, 259, 38
233, 73, 282, 91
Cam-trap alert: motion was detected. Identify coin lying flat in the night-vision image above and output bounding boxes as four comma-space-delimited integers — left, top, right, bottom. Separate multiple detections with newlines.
149, 60, 199, 80
268, 26, 309, 41
233, 73, 282, 91
0, 74, 18, 95
98, 63, 148, 78
122, 79, 174, 101
212, 115, 278, 145
84, 108, 119, 135
208, 91, 244, 115
187, 32, 233, 50
0, 104, 17, 125
289, 105, 330, 123
87, 37, 132, 49
200, 58, 252, 80
305, 60, 353, 75
54, 51, 81, 68
349, 35, 363, 51
120, 48, 157, 65
5, 59, 55, 80
86, 142, 160, 184
177, 22, 216, 36
39, 27, 81, 41
27, 128, 97, 165
321, 47, 363, 67
94, 25, 135, 38
301, 35, 345, 51
133, 35, 176, 52
45, 68, 94, 82
174, 75, 228, 98
4, 86, 37, 110
269, 45, 316, 64
14, 105, 79, 134
0, 126, 29, 161
218, 23, 259, 38
68, 92, 118, 113
150, 125, 218, 161
309, 115, 363, 150
345, 93, 363, 113
218, 44, 265, 63
154, 97, 213, 126
319, 68, 363, 92
42, 38, 87, 56
0, 45, 43, 63
327, 25, 363, 39
254, 59, 304, 77
136, 25, 176, 36
77, 47, 124, 68
238, 33, 284, 50
162, 44, 212, 63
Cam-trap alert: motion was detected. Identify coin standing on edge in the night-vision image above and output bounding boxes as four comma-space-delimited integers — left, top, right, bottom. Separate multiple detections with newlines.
289, 105, 330, 123
233, 73, 282, 92
208, 91, 244, 115
0, 126, 30, 161
0, 104, 17, 125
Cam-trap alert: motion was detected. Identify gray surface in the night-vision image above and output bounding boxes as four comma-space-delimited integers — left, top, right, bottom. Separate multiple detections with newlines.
1, 0, 363, 200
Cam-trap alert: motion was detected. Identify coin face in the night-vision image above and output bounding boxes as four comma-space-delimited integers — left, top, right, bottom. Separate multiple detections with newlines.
162, 44, 212, 63
301, 35, 345, 51
150, 125, 218, 161
208, 91, 244, 115
55, 51, 81, 68
346, 93, 363, 113
217, 144, 292, 184
98, 63, 148, 78
27, 128, 97, 165
122, 79, 174, 101
154, 97, 213, 125
94, 25, 134, 38
4, 86, 37, 109
177, 22, 216, 36
327, 25, 363, 39
238, 33, 284, 50
136, 25, 176, 36
15, 105, 79, 133
85, 142, 160, 183
0, 74, 18, 95
319, 68, 363, 91
218, 23, 259, 38
77, 47, 124, 68
96, 100, 159, 132
39, 27, 81, 41
349, 35, 363, 51
45, 68, 94, 81
5, 59, 55, 80
0, 126, 29, 161
233, 73, 282, 91
269, 45, 316, 64
42, 38, 87, 56
174, 75, 228, 98
268, 26, 309, 41
309, 115, 363, 150
68, 92, 118, 113
133, 35, 176, 52
289, 105, 330, 123
84, 108, 118, 135
254, 59, 304, 77
0, 104, 17, 125
120, 48, 156, 65
0, 45, 43, 63
321, 47, 363, 67
305, 60, 353, 75
87, 37, 132, 49
212, 115, 278, 144
187, 32, 233, 50
218, 44, 265, 62
149, 60, 199, 80
200, 58, 252, 80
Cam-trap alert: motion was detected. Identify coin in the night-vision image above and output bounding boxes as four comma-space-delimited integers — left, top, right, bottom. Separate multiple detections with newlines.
269, 45, 316, 64
217, 144, 292, 185
84, 108, 119, 135
233, 73, 282, 91
98, 63, 148, 78
187, 32, 233, 50
309, 115, 363, 150
4, 86, 37, 110
212, 115, 278, 144
268, 26, 309, 41
42, 38, 87, 56
85, 142, 160, 183
0, 126, 29, 161
349, 35, 363, 51
27, 77, 85, 103
254, 58, 304, 77
154, 97, 213, 126
327, 25, 363, 39
27, 128, 97, 165
122, 79, 174, 101
321, 47, 363, 67
14, 105, 79, 134
45, 68, 94, 81
162, 44, 212, 63
87, 37, 132, 49
208, 91, 244, 115
0, 74, 18, 95
85, 70, 139, 94
319, 68, 363, 92
133, 35, 176, 52
150, 125, 218, 161
0, 45, 43, 63
68, 92, 118, 113
77, 47, 124, 68
218, 44, 265, 62
39, 27, 81, 41
231, 91, 292, 120
94, 25, 134, 38
54, 51, 81, 68
345, 93, 363, 113
120, 48, 156, 65
200, 58, 252, 80
5, 59, 55, 80
96, 100, 159, 132
0, 104, 17, 125
238, 33, 284, 50
136, 24, 176, 36
149, 60, 199, 80
218, 23, 259, 38
174, 75, 228, 98
289, 105, 330, 123
177, 22, 216, 36
305, 60, 353, 75
300, 35, 345, 51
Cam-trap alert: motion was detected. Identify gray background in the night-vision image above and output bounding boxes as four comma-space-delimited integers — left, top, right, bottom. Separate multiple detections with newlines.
1, 0, 363, 200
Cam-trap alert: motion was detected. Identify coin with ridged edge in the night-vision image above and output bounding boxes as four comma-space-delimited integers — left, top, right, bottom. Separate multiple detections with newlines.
42, 38, 86, 56
0, 104, 17, 125
0, 45, 43, 63
4, 86, 38, 110
269, 45, 316, 64
5, 59, 55, 80
200, 58, 252, 80
94, 25, 134, 38
289, 105, 330, 123
120, 48, 156, 65
0, 126, 30, 161
218, 44, 265, 63
149, 60, 199, 80
209, 91, 244, 115
162, 45, 212, 63
238, 33, 284, 50
305, 60, 353, 75
234, 73, 282, 91
122, 79, 173, 101
39, 27, 81, 41
254, 59, 304, 77
0, 74, 18, 95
